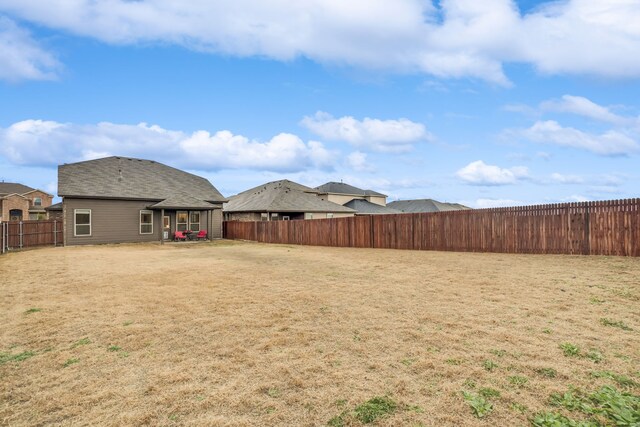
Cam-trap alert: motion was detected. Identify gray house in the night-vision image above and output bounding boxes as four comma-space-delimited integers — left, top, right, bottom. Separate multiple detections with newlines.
314, 181, 399, 215
224, 179, 355, 221
58, 156, 227, 245
387, 199, 470, 213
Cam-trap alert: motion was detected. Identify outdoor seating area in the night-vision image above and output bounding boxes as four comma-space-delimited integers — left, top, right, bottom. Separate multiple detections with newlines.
173, 230, 208, 242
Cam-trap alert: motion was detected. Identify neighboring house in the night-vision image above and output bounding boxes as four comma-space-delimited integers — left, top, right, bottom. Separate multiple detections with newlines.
0, 182, 54, 222
387, 199, 471, 213
314, 181, 399, 215
343, 199, 401, 215
58, 156, 227, 245
45, 202, 63, 221
224, 179, 355, 221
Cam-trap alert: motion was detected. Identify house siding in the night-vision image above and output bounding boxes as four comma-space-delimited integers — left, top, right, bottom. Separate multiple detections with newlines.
63, 198, 223, 245
325, 194, 359, 206
63, 198, 162, 245
365, 195, 386, 206
211, 208, 223, 238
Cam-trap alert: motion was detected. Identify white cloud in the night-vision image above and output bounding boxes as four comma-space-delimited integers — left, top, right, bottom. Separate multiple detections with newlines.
550, 173, 584, 184
561, 195, 590, 203
515, 120, 639, 156
346, 151, 374, 172
472, 198, 525, 209
0, 119, 335, 172
301, 111, 431, 152
540, 95, 630, 125
2, 1, 640, 84
456, 160, 529, 185
0, 17, 59, 81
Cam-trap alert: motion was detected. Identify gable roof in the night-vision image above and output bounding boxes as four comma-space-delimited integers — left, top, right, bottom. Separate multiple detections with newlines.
343, 199, 401, 215
387, 199, 471, 213
0, 182, 36, 197
315, 181, 386, 197
224, 180, 355, 213
58, 156, 227, 204
148, 194, 217, 210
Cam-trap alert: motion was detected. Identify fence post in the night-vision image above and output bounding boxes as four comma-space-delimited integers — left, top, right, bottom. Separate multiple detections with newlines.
54, 220, 57, 246
19, 221, 23, 249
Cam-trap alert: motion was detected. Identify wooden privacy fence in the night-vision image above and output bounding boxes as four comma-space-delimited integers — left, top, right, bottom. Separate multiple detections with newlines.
224, 198, 640, 256
0, 220, 63, 254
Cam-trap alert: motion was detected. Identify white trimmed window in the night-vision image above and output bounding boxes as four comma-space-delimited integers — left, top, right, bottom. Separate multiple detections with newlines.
74, 209, 91, 236
34, 197, 42, 206
177, 211, 188, 231
261, 213, 268, 221
140, 210, 153, 234
189, 211, 200, 231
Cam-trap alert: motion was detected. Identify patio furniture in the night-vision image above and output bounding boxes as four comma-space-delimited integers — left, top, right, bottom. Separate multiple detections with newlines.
183, 229, 194, 240
174, 231, 187, 241
196, 230, 207, 240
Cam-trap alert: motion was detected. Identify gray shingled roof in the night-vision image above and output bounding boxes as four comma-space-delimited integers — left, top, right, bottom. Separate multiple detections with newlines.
343, 199, 401, 215
0, 182, 35, 196
46, 202, 63, 211
224, 180, 355, 213
149, 194, 218, 210
315, 181, 386, 197
58, 157, 227, 206
387, 199, 471, 213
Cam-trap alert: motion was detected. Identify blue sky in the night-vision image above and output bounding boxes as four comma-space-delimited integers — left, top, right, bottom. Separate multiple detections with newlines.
0, 0, 639, 207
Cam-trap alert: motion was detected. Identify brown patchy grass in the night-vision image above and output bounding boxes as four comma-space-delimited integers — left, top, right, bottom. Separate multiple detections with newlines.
0, 241, 638, 426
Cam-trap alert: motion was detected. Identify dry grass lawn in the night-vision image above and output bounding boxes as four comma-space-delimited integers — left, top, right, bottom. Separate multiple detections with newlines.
1, 241, 639, 426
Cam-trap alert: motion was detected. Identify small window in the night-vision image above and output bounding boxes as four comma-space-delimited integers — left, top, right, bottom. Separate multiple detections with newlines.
9, 209, 23, 221
74, 209, 91, 236
189, 211, 200, 231
261, 213, 268, 221
163, 216, 170, 229
282, 216, 290, 221
140, 210, 153, 234
34, 197, 42, 206
177, 211, 188, 231
271, 213, 279, 221
327, 213, 334, 219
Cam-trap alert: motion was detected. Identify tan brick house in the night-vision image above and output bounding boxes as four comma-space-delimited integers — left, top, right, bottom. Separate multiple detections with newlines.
0, 183, 54, 222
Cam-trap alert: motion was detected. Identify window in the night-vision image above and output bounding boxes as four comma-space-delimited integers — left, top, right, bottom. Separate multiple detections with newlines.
327, 213, 334, 219
74, 209, 91, 236
261, 213, 268, 221
282, 216, 290, 221
34, 197, 42, 206
189, 211, 200, 231
9, 209, 23, 221
177, 211, 188, 231
163, 216, 170, 229
140, 210, 153, 234
271, 213, 279, 221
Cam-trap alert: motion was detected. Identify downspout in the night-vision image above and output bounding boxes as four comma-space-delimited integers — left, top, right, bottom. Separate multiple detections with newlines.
160, 208, 164, 245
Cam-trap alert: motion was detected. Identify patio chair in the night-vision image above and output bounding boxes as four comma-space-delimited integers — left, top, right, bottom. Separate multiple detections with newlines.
195, 230, 208, 240
174, 231, 187, 241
